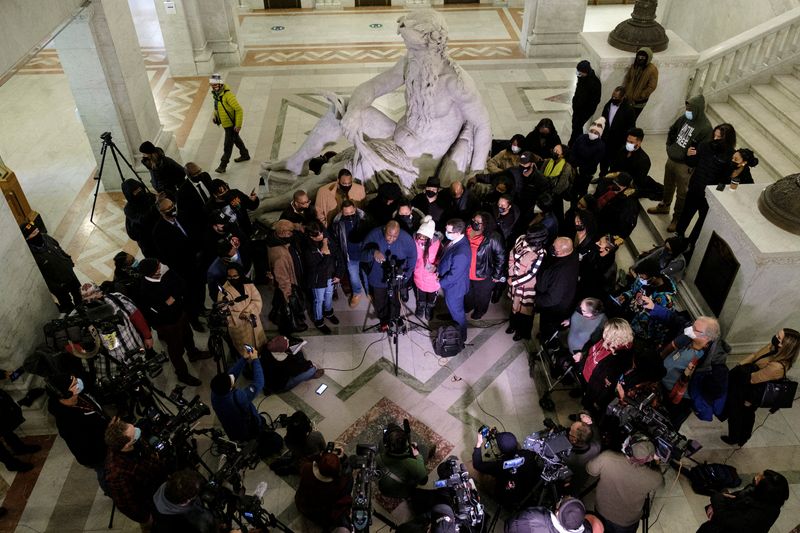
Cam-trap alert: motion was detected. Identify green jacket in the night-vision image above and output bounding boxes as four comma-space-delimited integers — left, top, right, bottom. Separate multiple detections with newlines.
212, 84, 243, 129
377, 452, 428, 499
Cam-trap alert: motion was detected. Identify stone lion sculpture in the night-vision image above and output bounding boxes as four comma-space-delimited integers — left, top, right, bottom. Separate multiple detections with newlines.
261, 9, 491, 197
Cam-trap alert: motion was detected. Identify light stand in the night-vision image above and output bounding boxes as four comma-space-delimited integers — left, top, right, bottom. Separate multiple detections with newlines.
90, 131, 148, 224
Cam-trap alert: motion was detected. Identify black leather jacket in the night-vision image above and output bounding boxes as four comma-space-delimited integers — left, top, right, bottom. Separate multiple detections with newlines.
472, 230, 506, 280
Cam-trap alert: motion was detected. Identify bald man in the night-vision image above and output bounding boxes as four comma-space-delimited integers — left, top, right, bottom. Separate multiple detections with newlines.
441, 180, 477, 222
362, 221, 418, 329
152, 196, 206, 331
535, 237, 579, 340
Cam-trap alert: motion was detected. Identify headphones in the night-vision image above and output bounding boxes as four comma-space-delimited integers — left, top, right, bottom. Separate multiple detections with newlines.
622, 433, 654, 462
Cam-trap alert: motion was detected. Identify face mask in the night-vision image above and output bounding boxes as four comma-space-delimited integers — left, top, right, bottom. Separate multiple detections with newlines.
685, 110, 693, 121
399, 215, 412, 226
610, 99, 621, 106
164, 207, 177, 218
684, 326, 697, 340
131, 259, 140, 269
28, 234, 45, 247
425, 190, 437, 198
339, 184, 352, 195
771, 335, 780, 348
511, 145, 521, 154
158, 263, 170, 278
470, 221, 481, 231
75, 378, 85, 395
342, 214, 356, 222
133, 426, 142, 443
575, 224, 585, 232
552, 151, 561, 159
639, 277, 649, 286
498, 207, 508, 214
626, 142, 637, 152
445, 232, 456, 240
588, 132, 599, 141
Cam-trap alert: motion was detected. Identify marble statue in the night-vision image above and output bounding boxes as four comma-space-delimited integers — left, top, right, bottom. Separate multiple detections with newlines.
262, 9, 491, 191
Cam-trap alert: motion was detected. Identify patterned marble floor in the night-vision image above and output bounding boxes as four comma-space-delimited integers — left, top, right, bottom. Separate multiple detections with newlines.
2, 3, 800, 532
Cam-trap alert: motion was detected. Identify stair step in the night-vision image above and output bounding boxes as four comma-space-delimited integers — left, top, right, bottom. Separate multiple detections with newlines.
709, 95, 800, 177
750, 83, 800, 131
773, 74, 800, 106
706, 103, 797, 182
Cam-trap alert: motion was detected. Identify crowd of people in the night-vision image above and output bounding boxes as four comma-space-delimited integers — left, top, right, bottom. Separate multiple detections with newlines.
8, 53, 794, 532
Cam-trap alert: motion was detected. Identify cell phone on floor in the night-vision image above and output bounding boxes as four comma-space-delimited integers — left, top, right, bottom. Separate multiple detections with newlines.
315, 384, 328, 395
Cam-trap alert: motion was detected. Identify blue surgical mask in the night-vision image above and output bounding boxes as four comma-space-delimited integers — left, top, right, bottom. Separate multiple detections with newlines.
639, 278, 649, 286
131, 259, 140, 269
445, 232, 457, 240
626, 142, 637, 152
75, 378, 84, 395
133, 427, 142, 442
685, 110, 693, 121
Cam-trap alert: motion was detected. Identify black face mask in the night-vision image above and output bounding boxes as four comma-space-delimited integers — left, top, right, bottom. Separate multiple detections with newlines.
342, 214, 356, 222
399, 215, 413, 227
575, 224, 585, 232
772, 335, 780, 348
425, 190, 437, 199
470, 221, 481, 231
339, 184, 352, 195
27, 234, 44, 247
711, 139, 724, 151
610, 98, 622, 105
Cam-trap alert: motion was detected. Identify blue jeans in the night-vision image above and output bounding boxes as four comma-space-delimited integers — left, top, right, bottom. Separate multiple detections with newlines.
311, 279, 334, 322
348, 259, 365, 295
282, 365, 318, 391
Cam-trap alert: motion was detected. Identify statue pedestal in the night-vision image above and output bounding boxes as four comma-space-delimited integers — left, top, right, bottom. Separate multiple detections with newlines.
580, 30, 698, 134
681, 185, 800, 354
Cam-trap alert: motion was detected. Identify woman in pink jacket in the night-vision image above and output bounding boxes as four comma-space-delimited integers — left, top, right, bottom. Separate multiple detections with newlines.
413, 216, 441, 321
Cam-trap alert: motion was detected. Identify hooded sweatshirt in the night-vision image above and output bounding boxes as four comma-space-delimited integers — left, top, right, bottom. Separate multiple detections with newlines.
151, 483, 215, 533
622, 47, 659, 107
666, 94, 713, 163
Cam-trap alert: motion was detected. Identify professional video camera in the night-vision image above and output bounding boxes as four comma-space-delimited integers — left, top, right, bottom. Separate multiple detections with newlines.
433, 456, 486, 531
145, 393, 210, 455
521, 419, 573, 483
98, 350, 168, 393
607, 396, 702, 462
351, 443, 380, 532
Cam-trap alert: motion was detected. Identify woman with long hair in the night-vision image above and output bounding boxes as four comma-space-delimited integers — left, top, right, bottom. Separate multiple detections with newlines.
218, 263, 266, 356
698, 469, 790, 532
506, 224, 549, 341
723, 328, 800, 446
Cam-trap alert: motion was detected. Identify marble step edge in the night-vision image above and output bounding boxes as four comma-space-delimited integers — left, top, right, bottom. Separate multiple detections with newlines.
769, 74, 800, 109
725, 94, 800, 168
749, 83, 800, 133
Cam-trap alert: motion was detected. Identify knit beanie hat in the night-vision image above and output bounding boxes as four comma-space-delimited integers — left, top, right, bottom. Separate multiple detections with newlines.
557, 498, 586, 530
417, 215, 436, 239
496, 432, 518, 454
589, 116, 606, 136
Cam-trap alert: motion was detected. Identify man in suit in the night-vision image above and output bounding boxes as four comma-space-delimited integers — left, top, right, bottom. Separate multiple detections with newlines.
177, 162, 213, 241
600, 86, 637, 176
438, 219, 472, 341
152, 197, 207, 332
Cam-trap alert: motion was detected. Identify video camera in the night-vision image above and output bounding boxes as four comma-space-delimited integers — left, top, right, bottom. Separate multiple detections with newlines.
433, 456, 485, 531
521, 419, 573, 483
351, 443, 380, 532
99, 350, 168, 394
607, 395, 702, 462
145, 394, 210, 454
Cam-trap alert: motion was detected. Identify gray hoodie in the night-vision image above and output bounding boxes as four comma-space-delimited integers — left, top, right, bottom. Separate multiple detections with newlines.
152, 482, 215, 533
666, 94, 712, 163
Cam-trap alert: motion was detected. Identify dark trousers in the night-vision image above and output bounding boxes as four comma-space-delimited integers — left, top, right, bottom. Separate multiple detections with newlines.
372, 286, 400, 325
676, 189, 709, 243
0, 430, 30, 465
569, 112, 592, 146
153, 312, 197, 377
51, 279, 82, 313
571, 168, 594, 204
600, 513, 640, 533
443, 288, 467, 340
509, 312, 534, 339
220, 126, 248, 166
415, 289, 437, 311
725, 365, 758, 445
464, 278, 494, 318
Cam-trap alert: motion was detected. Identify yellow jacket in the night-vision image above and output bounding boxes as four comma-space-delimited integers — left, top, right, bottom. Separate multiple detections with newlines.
212, 84, 243, 128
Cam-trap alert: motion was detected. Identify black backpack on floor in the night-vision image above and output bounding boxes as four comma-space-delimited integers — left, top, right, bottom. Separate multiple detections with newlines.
433, 326, 464, 358
688, 463, 741, 496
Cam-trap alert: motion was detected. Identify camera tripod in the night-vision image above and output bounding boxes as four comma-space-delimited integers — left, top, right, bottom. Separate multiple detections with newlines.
363, 275, 428, 376
90, 131, 148, 224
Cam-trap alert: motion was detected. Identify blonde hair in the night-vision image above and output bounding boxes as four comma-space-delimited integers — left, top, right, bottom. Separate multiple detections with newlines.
602, 318, 634, 351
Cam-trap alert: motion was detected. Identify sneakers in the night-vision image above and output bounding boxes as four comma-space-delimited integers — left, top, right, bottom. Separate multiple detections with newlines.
177, 373, 201, 387
505, 325, 515, 335
349, 293, 361, 308
234, 153, 250, 163
288, 339, 307, 355
647, 203, 670, 215
314, 321, 332, 335
312, 368, 325, 379
215, 165, 227, 173
324, 312, 340, 325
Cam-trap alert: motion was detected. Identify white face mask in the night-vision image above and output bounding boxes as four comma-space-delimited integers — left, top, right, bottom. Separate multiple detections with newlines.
588, 132, 599, 141
511, 145, 521, 154
626, 142, 637, 152
639, 277, 649, 286
158, 263, 170, 278
685, 110, 693, 121
684, 325, 697, 340
445, 231, 457, 241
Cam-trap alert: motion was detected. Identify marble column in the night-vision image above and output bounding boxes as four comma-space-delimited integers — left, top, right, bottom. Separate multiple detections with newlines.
519, 0, 587, 58
54, 0, 176, 191
195, 0, 245, 68
0, 157, 57, 385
